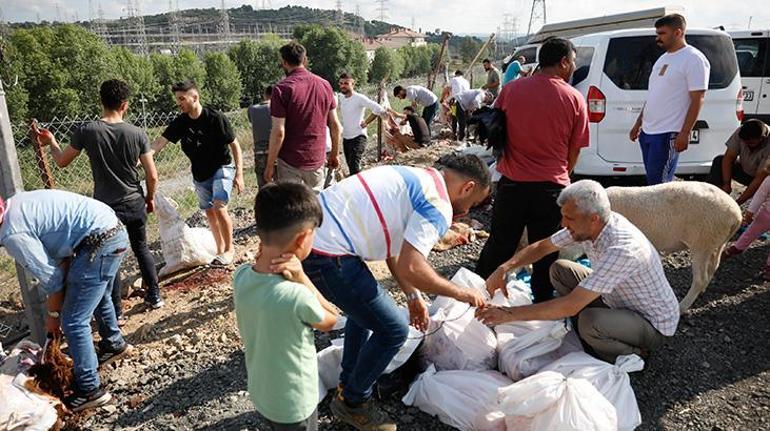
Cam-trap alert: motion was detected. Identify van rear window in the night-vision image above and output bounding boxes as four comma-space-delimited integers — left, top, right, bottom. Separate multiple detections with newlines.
603, 35, 738, 90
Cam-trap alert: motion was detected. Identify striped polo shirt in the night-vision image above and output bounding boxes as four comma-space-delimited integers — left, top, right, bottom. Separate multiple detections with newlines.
312, 165, 453, 261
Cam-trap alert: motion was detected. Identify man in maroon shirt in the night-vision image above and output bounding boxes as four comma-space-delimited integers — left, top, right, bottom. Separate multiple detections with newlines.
476, 37, 590, 303
264, 42, 342, 192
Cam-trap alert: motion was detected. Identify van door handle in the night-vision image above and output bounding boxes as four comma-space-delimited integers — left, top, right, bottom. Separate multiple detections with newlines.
693, 120, 709, 130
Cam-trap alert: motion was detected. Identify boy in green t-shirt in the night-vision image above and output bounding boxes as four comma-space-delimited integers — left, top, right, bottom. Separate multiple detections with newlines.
233, 182, 338, 430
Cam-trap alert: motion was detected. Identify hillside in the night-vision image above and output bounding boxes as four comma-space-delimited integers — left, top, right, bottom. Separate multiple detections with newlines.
9, 5, 404, 39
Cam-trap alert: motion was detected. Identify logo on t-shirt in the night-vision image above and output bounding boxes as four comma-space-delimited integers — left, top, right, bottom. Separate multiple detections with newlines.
658, 64, 669, 76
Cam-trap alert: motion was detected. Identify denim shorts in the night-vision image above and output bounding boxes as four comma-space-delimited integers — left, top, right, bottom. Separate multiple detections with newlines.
194, 164, 235, 210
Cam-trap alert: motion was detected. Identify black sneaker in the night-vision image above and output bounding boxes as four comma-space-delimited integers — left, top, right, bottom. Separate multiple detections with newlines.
144, 297, 165, 309
330, 394, 397, 431
97, 342, 133, 367
64, 388, 112, 412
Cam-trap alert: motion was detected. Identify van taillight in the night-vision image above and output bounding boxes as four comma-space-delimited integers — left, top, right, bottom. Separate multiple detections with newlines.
587, 86, 606, 123
737, 88, 745, 122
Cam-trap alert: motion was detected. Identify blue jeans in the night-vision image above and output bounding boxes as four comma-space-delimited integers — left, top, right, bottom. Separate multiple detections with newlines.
61, 229, 129, 394
303, 253, 408, 404
194, 164, 235, 210
639, 131, 679, 185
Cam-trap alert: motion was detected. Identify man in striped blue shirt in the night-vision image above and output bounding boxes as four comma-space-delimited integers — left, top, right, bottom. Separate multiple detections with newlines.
302, 154, 491, 430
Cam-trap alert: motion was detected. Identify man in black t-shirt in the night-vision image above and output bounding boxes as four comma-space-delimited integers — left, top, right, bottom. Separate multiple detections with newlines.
40, 79, 164, 316
385, 106, 431, 152
151, 80, 244, 266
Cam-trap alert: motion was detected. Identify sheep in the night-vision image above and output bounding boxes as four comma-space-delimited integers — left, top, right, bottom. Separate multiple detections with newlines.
606, 182, 742, 312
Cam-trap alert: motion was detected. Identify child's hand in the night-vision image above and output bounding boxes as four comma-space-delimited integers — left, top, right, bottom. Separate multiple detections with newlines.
269, 253, 307, 284
744, 211, 754, 225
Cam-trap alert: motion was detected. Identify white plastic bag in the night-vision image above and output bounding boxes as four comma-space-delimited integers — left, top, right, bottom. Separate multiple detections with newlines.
155, 193, 218, 277
402, 364, 513, 431
541, 352, 644, 430
497, 371, 618, 431
420, 268, 497, 371
496, 319, 581, 381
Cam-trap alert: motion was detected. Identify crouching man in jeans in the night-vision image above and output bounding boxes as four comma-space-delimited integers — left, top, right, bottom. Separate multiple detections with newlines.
477, 180, 680, 362
303, 154, 490, 429
0, 190, 131, 411
152, 79, 245, 266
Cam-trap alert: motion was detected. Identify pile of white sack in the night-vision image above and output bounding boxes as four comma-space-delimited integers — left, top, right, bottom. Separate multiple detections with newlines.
316, 267, 645, 430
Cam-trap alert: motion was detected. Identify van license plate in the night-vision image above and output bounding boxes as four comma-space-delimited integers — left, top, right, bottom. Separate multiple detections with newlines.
689, 130, 699, 144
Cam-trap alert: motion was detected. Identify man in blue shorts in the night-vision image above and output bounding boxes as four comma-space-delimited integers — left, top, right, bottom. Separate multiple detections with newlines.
152, 80, 244, 266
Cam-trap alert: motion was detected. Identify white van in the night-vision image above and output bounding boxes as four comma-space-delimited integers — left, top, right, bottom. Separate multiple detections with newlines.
730, 30, 770, 124
569, 28, 743, 177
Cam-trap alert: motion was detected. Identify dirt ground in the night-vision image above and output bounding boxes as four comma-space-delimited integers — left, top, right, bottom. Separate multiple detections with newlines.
2, 138, 770, 430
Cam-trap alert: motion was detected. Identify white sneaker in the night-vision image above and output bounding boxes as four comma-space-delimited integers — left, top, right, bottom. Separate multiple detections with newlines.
212, 251, 234, 266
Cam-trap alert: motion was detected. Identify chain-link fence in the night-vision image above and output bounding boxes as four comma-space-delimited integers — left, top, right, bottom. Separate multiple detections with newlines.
10, 109, 257, 230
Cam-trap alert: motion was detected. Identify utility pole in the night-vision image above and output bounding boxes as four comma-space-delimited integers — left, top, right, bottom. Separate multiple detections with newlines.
0, 80, 47, 344
375, 0, 388, 22
126, 0, 148, 56
219, 0, 231, 45
169, 0, 181, 53
527, 0, 546, 36
336, 0, 344, 28
355, 3, 365, 37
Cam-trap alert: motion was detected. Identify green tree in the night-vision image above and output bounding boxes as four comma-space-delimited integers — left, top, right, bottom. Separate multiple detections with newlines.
150, 48, 207, 112
297, 25, 368, 89
227, 37, 283, 103
0, 36, 29, 123
398, 44, 436, 77
110, 46, 160, 112
369, 47, 403, 83
203, 52, 242, 111
9, 25, 117, 121
459, 38, 483, 64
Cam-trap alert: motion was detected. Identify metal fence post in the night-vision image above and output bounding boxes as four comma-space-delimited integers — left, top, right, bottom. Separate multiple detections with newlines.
0, 80, 47, 344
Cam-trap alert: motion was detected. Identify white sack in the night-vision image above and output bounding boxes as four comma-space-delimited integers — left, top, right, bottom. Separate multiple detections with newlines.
420, 268, 497, 371
496, 319, 582, 381
497, 371, 618, 431
402, 364, 512, 431
155, 193, 217, 277
541, 352, 644, 430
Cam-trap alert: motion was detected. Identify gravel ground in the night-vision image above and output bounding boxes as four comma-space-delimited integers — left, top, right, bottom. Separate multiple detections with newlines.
3, 137, 769, 430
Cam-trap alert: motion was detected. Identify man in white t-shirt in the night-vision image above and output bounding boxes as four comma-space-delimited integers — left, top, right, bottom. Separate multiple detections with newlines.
443, 71, 472, 141
337, 73, 387, 175
302, 154, 490, 429
457, 89, 494, 114
629, 13, 709, 185
393, 84, 440, 133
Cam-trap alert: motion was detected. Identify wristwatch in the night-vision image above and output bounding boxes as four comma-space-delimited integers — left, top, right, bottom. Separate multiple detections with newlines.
406, 292, 422, 302
47, 310, 60, 318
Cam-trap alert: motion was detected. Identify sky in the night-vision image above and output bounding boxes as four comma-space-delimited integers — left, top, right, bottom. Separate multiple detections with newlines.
3, 0, 770, 35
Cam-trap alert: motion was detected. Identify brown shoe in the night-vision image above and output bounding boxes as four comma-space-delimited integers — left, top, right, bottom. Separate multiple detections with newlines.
330, 394, 397, 431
